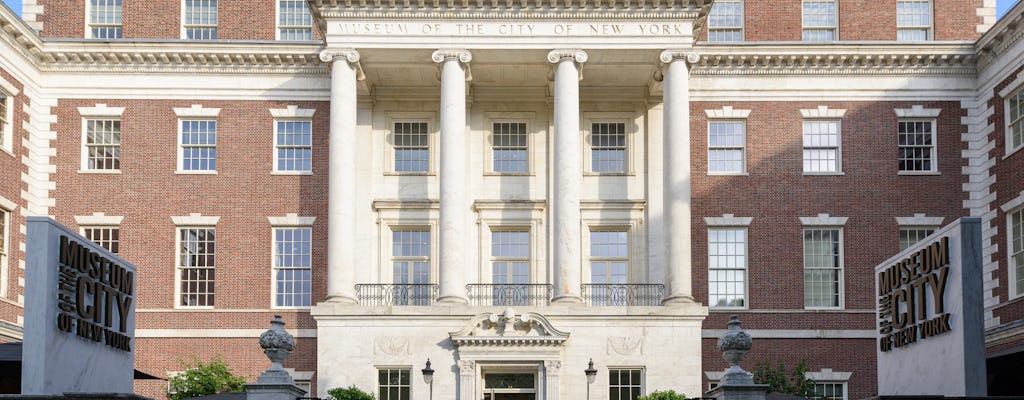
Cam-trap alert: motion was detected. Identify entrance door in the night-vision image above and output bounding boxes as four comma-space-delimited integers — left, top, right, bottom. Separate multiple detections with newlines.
482, 372, 537, 400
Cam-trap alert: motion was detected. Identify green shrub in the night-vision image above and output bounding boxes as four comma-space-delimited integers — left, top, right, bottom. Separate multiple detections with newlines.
326, 385, 376, 400
752, 360, 817, 398
166, 356, 246, 400
638, 390, 687, 400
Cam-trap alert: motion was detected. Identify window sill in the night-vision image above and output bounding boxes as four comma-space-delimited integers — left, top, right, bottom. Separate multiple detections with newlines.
271, 305, 312, 310
1, 147, 15, 158
384, 172, 435, 176
897, 171, 940, 176
802, 172, 844, 176
484, 172, 534, 177
710, 306, 749, 311
803, 307, 845, 311
1005, 145, 1023, 160
175, 170, 218, 175
271, 171, 313, 176
173, 305, 215, 310
584, 172, 635, 177
78, 169, 122, 174
708, 172, 749, 177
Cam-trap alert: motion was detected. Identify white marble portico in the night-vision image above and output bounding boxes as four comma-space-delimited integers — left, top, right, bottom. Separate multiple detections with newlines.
311, 0, 711, 398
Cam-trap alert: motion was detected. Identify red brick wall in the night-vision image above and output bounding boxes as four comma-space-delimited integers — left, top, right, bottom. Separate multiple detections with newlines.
39, 0, 322, 40
133, 336, 318, 400
0, 68, 27, 327
50, 98, 329, 314
691, 101, 968, 312
987, 64, 1024, 325
699, 0, 983, 42
702, 338, 877, 400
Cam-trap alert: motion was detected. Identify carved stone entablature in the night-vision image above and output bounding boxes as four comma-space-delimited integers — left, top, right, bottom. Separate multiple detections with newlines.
692, 45, 978, 77
449, 307, 569, 347
36, 43, 327, 75
310, 0, 711, 18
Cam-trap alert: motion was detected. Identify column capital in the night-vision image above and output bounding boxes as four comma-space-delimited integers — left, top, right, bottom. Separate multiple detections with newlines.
659, 50, 700, 65
547, 49, 588, 64
319, 48, 360, 64
432, 49, 473, 64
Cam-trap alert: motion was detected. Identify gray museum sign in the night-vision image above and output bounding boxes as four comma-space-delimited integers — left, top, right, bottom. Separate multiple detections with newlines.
874, 217, 985, 396
22, 217, 137, 394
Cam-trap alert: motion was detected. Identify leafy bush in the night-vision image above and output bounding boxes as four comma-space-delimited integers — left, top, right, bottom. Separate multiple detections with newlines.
752, 360, 817, 398
166, 356, 246, 400
638, 390, 687, 400
326, 385, 376, 400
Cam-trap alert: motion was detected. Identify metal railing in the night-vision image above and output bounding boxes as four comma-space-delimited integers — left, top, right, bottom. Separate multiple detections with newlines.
466, 284, 553, 306
581, 284, 665, 306
355, 284, 439, 306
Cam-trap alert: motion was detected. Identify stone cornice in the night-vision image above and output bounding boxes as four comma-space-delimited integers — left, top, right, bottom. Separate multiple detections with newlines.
976, 2, 1024, 72
692, 43, 978, 76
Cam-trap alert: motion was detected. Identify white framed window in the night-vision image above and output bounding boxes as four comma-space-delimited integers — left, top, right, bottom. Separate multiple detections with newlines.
83, 119, 121, 171
802, 120, 841, 173
277, 0, 312, 40
87, 0, 123, 39
179, 120, 217, 172
1008, 87, 1024, 155
391, 120, 431, 174
708, 228, 748, 308
589, 121, 628, 174
814, 382, 847, 400
275, 120, 312, 173
899, 228, 935, 251
273, 227, 312, 308
1010, 207, 1024, 299
183, 0, 218, 39
490, 121, 529, 174
590, 229, 629, 285
898, 120, 936, 173
708, 120, 746, 174
83, 226, 120, 254
491, 229, 530, 285
608, 368, 644, 400
896, 0, 932, 41
0, 88, 11, 154
806, 369, 851, 400
392, 228, 431, 305
803, 228, 843, 309
177, 227, 216, 307
377, 368, 411, 400
0, 205, 9, 298
708, 0, 743, 42
802, 0, 837, 41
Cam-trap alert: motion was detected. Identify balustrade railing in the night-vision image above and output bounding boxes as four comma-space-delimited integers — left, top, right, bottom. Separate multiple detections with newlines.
355, 284, 438, 306
466, 284, 553, 306
581, 284, 665, 306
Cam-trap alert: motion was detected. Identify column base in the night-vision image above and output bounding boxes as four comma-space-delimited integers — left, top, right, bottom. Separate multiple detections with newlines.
436, 296, 469, 304
661, 295, 696, 305
551, 295, 583, 304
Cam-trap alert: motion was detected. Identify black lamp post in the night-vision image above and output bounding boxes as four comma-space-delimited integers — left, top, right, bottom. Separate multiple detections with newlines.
421, 359, 434, 400
585, 358, 598, 400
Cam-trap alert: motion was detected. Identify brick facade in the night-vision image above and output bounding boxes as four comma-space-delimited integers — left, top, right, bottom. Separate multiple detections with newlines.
988, 64, 1024, 328
0, 67, 26, 330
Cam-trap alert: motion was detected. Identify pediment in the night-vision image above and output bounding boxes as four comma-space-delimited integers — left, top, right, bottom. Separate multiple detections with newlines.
449, 307, 569, 347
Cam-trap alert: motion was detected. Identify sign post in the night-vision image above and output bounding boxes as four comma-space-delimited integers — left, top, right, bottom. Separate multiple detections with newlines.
874, 217, 985, 396
22, 217, 137, 395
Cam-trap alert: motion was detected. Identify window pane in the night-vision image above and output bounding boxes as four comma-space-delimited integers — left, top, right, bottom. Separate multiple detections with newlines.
804, 229, 841, 308
179, 228, 215, 306
608, 369, 643, 400
896, 0, 931, 41
708, 121, 745, 173
709, 229, 747, 308
394, 122, 429, 172
591, 122, 627, 173
492, 122, 528, 173
708, 0, 743, 42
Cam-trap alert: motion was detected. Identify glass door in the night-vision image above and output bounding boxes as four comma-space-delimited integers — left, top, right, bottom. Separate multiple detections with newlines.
482, 372, 537, 400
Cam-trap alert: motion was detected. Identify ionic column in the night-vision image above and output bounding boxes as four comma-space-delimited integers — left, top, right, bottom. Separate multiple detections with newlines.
433, 49, 472, 304
320, 49, 361, 303
660, 50, 699, 304
547, 49, 587, 303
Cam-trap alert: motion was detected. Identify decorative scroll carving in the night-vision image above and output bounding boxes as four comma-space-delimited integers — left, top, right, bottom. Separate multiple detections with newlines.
544, 360, 562, 376
449, 307, 570, 347
318, 48, 360, 63
431, 49, 473, 64
659, 49, 700, 65
374, 336, 411, 355
458, 359, 476, 375
546, 49, 588, 64
606, 336, 643, 355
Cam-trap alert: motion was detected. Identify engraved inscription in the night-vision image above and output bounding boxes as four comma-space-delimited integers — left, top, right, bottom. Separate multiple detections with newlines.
331, 22, 688, 37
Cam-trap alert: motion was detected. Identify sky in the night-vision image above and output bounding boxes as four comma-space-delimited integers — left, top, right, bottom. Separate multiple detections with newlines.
0, 0, 1021, 26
